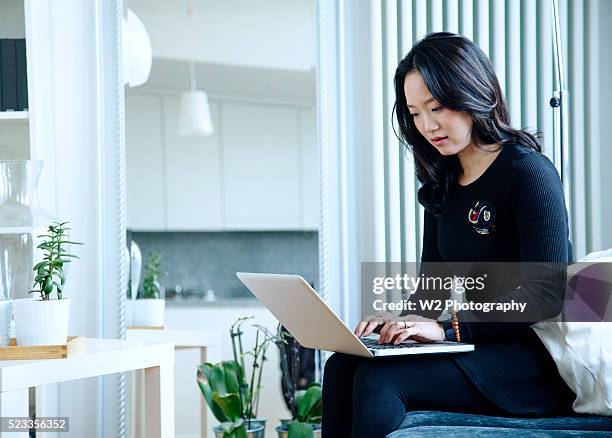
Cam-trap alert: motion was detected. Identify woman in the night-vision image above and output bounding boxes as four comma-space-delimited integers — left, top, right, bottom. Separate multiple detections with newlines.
321, 32, 576, 438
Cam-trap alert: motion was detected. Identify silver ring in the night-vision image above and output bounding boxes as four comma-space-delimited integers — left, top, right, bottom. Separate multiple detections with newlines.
403, 320, 408, 330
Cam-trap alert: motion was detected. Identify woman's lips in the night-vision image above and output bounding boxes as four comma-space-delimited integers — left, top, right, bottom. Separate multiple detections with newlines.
431, 136, 448, 146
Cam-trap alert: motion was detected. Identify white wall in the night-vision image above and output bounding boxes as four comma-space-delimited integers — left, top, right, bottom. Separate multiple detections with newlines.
125, 0, 316, 71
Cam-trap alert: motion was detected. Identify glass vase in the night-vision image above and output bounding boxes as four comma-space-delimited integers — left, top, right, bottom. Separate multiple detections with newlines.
0, 160, 56, 304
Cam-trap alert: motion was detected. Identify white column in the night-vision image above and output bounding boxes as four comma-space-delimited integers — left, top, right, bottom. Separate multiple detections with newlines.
24, 0, 123, 436
0, 389, 29, 438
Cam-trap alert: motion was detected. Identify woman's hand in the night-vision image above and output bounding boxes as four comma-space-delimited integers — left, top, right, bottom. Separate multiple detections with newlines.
354, 312, 401, 337
355, 313, 445, 344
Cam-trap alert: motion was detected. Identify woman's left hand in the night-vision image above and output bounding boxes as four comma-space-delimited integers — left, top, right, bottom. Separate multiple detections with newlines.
378, 315, 445, 344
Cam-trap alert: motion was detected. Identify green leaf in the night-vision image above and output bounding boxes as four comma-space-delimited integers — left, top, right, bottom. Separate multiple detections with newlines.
55, 258, 73, 264
222, 361, 242, 394
43, 277, 54, 293
212, 392, 242, 422
232, 423, 248, 438
297, 385, 322, 422
197, 366, 230, 423
33, 261, 51, 271
287, 421, 314, 438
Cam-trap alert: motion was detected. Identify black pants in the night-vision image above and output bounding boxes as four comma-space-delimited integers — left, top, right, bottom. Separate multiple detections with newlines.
321, 353, 507, 438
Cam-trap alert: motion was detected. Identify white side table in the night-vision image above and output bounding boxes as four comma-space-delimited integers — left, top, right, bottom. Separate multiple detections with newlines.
127, 328, 221, 438
0, 338, 175, 438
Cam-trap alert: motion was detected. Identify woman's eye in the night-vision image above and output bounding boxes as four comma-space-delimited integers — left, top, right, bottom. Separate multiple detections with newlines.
432, 106, 444, 112
410, 113, 419, 118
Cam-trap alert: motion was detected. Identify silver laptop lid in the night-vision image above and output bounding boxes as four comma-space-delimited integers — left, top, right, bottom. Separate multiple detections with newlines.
236, 272, 373, 358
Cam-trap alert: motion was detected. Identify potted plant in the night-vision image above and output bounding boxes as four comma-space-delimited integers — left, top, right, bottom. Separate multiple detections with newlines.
197, 360, 265, 438
275, 384, 322, 438
13, 221, 82, 346
132, 250, 165, 327
230, 318, 274, 432
272, 326, 322, 438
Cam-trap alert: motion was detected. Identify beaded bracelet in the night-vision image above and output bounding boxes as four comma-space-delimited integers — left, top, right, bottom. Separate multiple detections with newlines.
451, 310, 461, 342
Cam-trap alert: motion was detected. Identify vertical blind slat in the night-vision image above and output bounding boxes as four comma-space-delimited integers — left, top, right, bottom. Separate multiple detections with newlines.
491, 0, 507, 98
414, 0, 428, 41
537, 0, 554, 158
506, 0, 522, 127
445, 0, 460, 33
475, 0, 490, 55
569, 0, 586, 257
398, 0, 420, 262
430, 0, 444, 32
460, 0, 475, 40
521, 0, 538, 132
382, 0, 403, 263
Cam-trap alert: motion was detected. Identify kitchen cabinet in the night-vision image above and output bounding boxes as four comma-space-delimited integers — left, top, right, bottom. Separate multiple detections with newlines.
301, 107, 319, 229
126, 93, 319, 231
222, 103, 301, 229
163, 97, 223, 230
126, 94, 165, 230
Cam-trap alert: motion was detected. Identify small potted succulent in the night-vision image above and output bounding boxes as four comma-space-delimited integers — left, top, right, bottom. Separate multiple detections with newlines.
197, 360, 265, 438
132, 250, 165, 327
13, 221, 82, 346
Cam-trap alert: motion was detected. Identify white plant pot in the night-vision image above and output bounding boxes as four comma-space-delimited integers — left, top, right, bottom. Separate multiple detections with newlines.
132, 299, 165, 327
13, 298, 71, 346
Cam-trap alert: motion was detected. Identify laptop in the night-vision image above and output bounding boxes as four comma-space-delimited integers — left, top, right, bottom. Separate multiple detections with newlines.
236, 272, 474, 358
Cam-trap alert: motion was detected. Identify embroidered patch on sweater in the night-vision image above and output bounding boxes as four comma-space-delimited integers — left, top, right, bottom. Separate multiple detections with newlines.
468, 200, 496, 235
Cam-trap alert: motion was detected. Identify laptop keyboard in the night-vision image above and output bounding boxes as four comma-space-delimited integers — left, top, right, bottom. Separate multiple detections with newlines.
360, 337, 422, 349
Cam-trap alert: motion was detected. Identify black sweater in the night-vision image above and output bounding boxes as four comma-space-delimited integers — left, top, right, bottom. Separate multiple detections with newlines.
418, 144, 575, 415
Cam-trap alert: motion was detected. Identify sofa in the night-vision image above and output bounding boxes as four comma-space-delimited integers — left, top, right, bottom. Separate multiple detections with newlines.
386, 411, 612, 437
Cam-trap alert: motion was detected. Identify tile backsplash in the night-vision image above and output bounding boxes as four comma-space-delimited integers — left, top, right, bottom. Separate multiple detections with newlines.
129, 231, 318, 300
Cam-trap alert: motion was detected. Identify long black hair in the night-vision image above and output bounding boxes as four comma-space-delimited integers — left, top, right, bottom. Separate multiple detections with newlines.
393, 32, 541, 215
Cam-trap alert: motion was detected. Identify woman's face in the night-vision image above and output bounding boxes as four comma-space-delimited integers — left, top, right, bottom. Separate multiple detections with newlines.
403, 71, 474, 156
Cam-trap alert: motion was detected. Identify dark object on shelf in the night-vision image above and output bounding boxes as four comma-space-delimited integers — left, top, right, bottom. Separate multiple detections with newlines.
1, 39, 18, 111
15, 39, 27, 110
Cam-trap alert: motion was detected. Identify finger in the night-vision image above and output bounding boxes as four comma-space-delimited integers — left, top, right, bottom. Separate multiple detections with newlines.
392, 328, 413, 344
377, 322, 393, 342
354, 321, 368, 336
379, 322, 402, 343
401, 320, 416, 329
362, 320, 382, 337
380, 321, 408, 343
355, 314, 382, 336
387, 324, 409, 343
393, 326, 420, 344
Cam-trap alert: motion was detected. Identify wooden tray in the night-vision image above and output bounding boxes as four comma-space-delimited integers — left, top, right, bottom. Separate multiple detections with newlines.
0, 336, 84, 360
128, 326, 166, 330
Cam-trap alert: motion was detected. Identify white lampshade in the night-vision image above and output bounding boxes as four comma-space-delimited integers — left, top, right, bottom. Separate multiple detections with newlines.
123, 9, 152, 88
178, 90, 214, 136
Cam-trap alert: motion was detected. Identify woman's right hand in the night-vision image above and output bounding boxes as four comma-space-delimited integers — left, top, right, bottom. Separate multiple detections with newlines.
354, 312, 401, 337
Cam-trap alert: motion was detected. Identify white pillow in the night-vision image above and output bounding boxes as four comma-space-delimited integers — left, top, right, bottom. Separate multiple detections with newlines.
531, 254, 612, 416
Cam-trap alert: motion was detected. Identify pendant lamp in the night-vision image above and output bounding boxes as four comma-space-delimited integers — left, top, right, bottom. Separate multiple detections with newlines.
178, 62, 214, 136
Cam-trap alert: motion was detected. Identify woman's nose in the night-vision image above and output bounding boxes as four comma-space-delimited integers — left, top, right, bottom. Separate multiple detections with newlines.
423, 116, 439, 133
